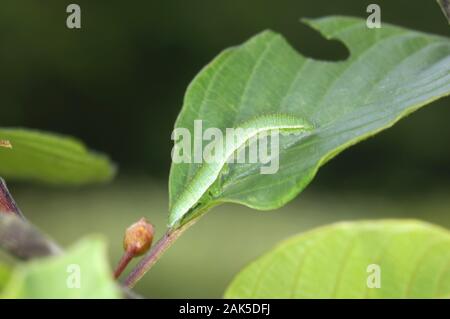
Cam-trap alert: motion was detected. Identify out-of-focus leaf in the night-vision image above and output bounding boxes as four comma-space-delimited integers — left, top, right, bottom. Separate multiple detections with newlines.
0, 215, 61, 260
1, 237, 120, 298
0, 263, 10, 291
225, 220, 450, 298
0, 128, 115, 185
168, 16, 450, 228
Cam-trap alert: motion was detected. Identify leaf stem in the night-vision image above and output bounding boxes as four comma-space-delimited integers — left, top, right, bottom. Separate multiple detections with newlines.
0, 177, 25, 219
123, 218, 196, 288
114, 250, 134, 279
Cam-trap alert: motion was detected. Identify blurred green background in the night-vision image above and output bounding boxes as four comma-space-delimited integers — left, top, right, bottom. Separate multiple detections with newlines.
0, 0, 449, 297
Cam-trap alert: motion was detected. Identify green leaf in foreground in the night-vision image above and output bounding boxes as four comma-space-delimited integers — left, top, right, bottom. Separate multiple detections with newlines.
1, 237, 120, 298
225, 220, 450, 298
168, 16, 450, 227
0, 263, 10, 291
0, 128, 115, 185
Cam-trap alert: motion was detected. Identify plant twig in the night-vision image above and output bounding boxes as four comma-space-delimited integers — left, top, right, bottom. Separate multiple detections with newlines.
0, 214, 62, 259
124, 219, 196, 288
114, 218, 154, 279
0, 177, 25, 219
114, 250, 134, 279
0, 177, 62, 259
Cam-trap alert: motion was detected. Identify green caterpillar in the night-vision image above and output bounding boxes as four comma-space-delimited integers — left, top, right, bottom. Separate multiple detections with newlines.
169, 113, 313, 227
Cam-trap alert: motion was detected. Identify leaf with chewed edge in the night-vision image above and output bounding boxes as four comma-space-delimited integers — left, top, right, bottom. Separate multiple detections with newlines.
168, 16, 450, 228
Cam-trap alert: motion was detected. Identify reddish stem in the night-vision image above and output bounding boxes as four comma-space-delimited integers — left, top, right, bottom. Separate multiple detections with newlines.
114, 250, 134, 279
124, 219, 195, 288
0, 178, 24, 219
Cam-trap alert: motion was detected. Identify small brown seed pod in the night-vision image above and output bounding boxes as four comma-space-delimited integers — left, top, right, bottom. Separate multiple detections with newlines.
114, 218, 154, 279
123, 218, 154, 256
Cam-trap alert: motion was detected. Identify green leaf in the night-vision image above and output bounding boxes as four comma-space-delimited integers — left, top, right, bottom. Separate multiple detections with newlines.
0, 128, 116, 185
168, 16, 450, 227
0, 263, 11, 291
225, 220, 450, 298
1, 237, 120, 298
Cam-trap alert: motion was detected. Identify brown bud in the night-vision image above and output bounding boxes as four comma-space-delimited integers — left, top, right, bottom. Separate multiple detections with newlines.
123, 218, 154, 256
114, 218, 155, 279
